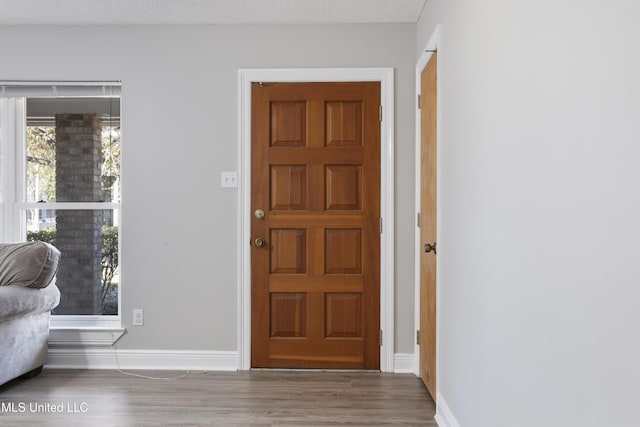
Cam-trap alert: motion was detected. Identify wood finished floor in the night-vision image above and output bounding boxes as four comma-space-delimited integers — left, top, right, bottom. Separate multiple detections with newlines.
0, 369, 436, 426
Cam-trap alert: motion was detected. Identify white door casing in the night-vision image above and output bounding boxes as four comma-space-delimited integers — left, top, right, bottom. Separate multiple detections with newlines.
237, 68, 395, 372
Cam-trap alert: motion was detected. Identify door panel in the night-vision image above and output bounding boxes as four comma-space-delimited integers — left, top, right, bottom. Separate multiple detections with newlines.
251, 82, 380, 369
420, 53, 438, 399
270, 165, 307, 210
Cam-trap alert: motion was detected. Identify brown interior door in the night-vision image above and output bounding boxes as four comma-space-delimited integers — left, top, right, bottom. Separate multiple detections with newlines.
251, 82, 381, 369
419, 53, 437, 398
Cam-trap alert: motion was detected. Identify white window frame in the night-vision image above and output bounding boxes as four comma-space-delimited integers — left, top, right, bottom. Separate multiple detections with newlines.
0, 82, 124, 343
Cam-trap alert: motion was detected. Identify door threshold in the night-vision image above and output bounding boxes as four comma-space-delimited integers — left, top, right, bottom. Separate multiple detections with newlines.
250, 368, 381, 373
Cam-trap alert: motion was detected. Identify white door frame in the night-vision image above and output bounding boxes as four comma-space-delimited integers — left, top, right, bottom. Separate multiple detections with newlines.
414, 24, 442, 392
237, 68, 395, 372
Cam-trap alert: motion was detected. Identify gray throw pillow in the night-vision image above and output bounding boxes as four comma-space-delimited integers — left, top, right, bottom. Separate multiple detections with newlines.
0, 241, 61, 289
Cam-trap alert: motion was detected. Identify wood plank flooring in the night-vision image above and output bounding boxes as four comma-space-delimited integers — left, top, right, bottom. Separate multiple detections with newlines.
0, 369, 436, 426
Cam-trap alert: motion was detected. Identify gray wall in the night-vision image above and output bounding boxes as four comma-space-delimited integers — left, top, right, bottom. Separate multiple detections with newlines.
418, 1, 640, 425
0, 24, 417, 353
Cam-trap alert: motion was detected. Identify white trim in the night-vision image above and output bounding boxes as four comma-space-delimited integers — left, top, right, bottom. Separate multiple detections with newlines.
0, 99, 16, 242
49, 327, 126, 347
434, 392, 461, 427
393, 353, 417, 374
237, 68, 395, 372
17, 202, 120, 210
379, 68, 396, 374
45, 350, 419, 381
46, 348, 238, 371
0, 98, 25, 242
50, 315, 121, 329
414, 24, 442, 384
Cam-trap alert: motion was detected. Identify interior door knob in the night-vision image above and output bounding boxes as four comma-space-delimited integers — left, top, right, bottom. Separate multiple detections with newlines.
254, 237, 266, 248
254, 209, 265, 219
424, 242, 437, 254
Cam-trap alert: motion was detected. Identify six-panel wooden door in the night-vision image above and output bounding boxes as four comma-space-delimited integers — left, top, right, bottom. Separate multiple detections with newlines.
251, 82, 381, 369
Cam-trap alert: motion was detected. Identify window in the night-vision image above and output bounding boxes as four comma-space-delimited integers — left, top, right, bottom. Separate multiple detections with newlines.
0, 83, 121, 328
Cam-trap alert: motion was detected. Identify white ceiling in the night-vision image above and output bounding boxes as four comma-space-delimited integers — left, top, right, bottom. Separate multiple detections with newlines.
0, 0, 426, 25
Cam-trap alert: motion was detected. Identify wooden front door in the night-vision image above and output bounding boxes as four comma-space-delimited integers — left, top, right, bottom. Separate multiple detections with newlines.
419, 53, 437, 398
251, 82, 381, 369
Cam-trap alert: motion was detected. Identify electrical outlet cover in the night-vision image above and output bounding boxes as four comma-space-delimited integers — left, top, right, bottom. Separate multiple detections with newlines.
133, 309, 144, 326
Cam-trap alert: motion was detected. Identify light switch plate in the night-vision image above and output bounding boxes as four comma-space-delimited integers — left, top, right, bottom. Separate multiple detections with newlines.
221, 171, 238, 188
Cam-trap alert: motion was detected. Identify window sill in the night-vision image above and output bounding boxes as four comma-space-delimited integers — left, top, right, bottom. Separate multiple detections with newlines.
49, 327, 126, 347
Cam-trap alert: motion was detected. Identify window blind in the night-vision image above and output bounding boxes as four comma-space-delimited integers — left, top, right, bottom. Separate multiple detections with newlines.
0, 82, 121, 97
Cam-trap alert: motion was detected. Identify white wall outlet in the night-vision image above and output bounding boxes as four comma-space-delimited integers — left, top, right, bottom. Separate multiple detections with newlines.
133, 309, 144, 326
221, 171, 238, 188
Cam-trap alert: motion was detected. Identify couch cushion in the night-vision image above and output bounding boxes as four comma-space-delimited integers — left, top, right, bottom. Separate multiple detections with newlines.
0, 242, 61, 289
0, 282, 61, 322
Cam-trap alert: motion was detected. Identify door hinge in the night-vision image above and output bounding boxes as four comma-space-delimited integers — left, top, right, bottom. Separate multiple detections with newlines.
379, 105, 382, 122
379, 330, 383, 346
416, 330, 420, 345
417, 212, 421, 228
379, 217, 383, 234
418, 94, 421, 109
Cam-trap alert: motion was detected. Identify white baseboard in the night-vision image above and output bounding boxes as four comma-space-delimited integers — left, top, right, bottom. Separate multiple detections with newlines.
46, 349, 417, 374
46, 348, 238, 371
393, 352, 417, 373
435, 392, 461, 427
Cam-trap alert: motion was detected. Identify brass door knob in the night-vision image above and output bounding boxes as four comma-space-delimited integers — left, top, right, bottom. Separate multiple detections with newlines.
254, 209, 265, 219
254, 237, 266, 248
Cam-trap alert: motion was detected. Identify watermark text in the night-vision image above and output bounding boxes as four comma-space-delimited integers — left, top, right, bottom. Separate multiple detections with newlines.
1, 401, 89, 414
